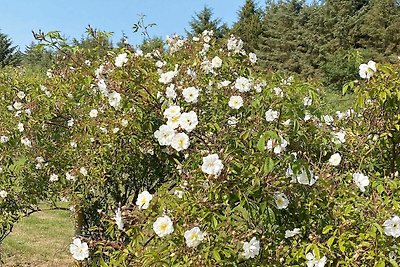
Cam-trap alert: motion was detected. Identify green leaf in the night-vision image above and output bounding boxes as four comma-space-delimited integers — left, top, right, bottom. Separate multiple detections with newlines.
263, 157, 274, 174
257, 134, 266, 152
322, 225, 333, 234
212, 250, 221, 262
327, 236, 335, 248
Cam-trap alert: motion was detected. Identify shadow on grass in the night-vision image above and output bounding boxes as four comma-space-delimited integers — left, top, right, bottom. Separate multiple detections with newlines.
1, 209, 74, 267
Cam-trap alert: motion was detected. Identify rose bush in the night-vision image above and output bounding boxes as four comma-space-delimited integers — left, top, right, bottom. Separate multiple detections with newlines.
0, 29, 399, 266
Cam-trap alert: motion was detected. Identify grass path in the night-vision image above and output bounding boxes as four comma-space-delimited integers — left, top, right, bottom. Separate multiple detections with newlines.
1, 209, 74, 266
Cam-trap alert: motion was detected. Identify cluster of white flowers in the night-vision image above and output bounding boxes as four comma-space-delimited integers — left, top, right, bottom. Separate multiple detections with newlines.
166, 34, 185, 54
154, 105, 199, 152
227, 35, 244, 54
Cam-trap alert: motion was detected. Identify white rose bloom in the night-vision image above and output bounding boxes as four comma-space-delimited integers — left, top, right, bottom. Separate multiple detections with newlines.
296, 169, 318, 186
21, 137, 32, 147
17, 122, 24, 132
352, 172, 369, 192
136, 190, 153, 210
167, 115, 181, 129
227, 35, 243, 53
182, 87, 199, 103
163, 105, 181, 119
211, 56, 222, 69
331, 130, 346, 144
69, 238, 89, 261
201, 60, 213, 74
67, 118, 74, 127
70, 141, 77, 148
179, 111, 198, 132
171, 132, 190, 152
108, 91, 121, 108
115, 52, 128, 67
165, 84, 177, 100
249, 52, 257, 64
323, 115, 334, 125
266, 136, 288, 154
234, 77, 251, 93
17, 91, 26, 99
274, 192, 289, 209
79, 167, 88, 176
121, 119, 128, 127
0, 190, 8, 198
153, 215, 174, 237
285, 228, 301, 238
359, 60, 376, 79
265, 109, 279, 122
303, 96, 312, 106
228, 116, 238, 126
383, 215, 400, 238
306, 251, 327, 267
274, 87, 283, 97
114, 208, 124, 230
0, 136, 9, 143
184, 227, 205, 248
89, 109, 98, 118
158, 70, 177, 84
66, 172, 77, 181
218, 80, 231, 88
97, 79, 108, 95
154, 124, 176, 146
49, 174, 59, 182
228, 96, 243, 109
155, 60, 165, 68
13, 102, 23, 110
328, 153, 341, 166
243, 237, 260, 259
201, 154, 223, 176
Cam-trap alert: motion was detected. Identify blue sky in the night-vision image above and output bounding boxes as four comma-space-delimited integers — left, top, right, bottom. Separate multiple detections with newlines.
1, 0, 264, 50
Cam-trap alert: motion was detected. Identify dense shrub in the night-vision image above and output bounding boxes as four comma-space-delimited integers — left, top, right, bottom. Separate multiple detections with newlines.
0, 30, 399, 267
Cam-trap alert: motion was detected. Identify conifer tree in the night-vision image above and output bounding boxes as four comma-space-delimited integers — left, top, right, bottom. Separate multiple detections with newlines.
0, 32, 19, 67
231, 0, 263, 52
187, 6, 228, 38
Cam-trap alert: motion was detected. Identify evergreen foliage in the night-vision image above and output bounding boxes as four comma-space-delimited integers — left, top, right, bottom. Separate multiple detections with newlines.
0, 32, 19, 67
187, 6, 228, 38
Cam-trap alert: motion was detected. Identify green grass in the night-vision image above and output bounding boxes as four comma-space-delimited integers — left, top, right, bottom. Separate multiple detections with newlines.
320, 89, 355, 112
1, 208, 74, 267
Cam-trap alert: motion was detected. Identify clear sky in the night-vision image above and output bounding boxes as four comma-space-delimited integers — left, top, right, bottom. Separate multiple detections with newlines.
1, 0, 264, 51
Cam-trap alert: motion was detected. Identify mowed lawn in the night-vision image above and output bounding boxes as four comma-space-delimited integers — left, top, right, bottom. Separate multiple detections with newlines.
1, 208, 74, 266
